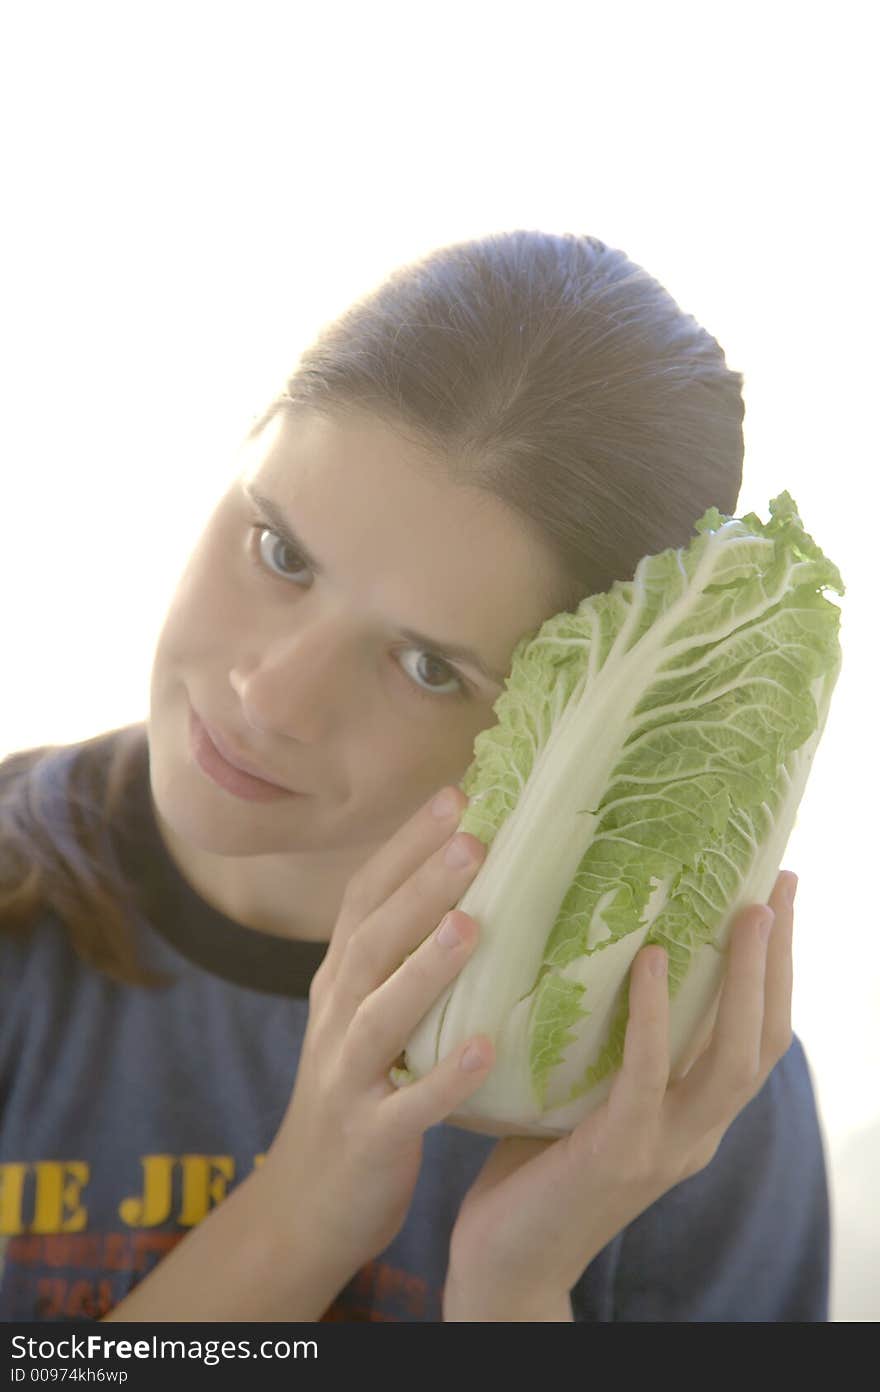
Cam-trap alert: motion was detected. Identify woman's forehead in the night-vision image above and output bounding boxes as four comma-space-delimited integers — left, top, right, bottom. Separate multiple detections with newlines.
237, 410, 574, 668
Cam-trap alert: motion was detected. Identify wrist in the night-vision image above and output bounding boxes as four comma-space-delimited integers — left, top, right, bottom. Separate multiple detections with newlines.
443, 1267, 573, 1322
247, 1160, 360, 1318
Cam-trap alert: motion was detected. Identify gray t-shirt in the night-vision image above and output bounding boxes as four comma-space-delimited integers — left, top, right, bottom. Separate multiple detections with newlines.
0, 728, 830, 1321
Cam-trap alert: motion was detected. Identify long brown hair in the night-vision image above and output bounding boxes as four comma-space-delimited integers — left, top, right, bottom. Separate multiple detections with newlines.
1, 230, 745, 987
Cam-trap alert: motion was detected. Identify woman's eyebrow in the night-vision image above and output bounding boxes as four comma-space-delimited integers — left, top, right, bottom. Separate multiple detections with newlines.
242, 482, 507, 684
244, 483, 326, 576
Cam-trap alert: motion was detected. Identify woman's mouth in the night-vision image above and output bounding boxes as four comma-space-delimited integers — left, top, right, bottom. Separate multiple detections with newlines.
188, 704, 299, 803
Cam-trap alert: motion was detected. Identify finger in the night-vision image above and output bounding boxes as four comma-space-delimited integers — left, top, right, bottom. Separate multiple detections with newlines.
320, 783, 469, 979
666, 903, 772, 1141
380, 1027, 496, 1142
761, 870, 796, 1067
344, 907, 485, 1084
602, 946, 671, 1140
333, 823, 487, 1027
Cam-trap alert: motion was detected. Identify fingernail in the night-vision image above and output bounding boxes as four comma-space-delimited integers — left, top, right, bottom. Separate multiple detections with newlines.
460, 1041, 488, 1072
758, 909, 775, 942
436, 913, 463, 948
431, 788, 459, 819
649, 949, 667, 978
786, 874, 799, 908
444, 836, 476, 869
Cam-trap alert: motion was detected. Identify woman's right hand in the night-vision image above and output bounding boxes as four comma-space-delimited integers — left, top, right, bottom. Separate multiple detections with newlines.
258, 784, 494, 1277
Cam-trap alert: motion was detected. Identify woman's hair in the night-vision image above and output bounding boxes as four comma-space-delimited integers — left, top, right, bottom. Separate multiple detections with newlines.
1, 230, 745, 987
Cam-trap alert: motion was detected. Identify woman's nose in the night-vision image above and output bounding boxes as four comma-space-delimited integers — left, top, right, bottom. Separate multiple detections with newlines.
230, 620, 360, 737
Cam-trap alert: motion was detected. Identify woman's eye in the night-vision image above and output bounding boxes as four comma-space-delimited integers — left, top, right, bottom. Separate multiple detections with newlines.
397, 649, 464, 697
251, 525, 311, 581
247, 523, 467, 700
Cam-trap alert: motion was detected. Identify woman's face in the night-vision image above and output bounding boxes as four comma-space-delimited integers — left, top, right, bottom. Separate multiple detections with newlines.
147, 407, 573, 882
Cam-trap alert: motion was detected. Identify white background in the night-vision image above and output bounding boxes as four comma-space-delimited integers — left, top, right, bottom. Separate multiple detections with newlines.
2, 0, 877, 1320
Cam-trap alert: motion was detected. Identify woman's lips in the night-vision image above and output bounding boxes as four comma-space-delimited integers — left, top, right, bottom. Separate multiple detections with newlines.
189, 705, 298, 802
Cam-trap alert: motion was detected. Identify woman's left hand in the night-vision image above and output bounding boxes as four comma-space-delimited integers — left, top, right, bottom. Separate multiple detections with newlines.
443, 870, 797, 1320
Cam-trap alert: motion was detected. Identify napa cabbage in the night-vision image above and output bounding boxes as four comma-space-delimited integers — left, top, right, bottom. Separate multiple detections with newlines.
390, 492, 844, 1138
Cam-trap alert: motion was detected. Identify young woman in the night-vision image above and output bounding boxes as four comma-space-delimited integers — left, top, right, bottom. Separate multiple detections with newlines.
0, 231, 828, 1322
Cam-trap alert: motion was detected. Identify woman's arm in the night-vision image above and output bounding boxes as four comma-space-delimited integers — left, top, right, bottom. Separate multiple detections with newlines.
101, 1162, 353, 1322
